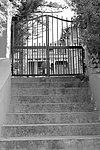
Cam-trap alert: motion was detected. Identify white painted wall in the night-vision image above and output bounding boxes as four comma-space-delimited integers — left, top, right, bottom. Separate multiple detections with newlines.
89, 72, 100, 111
0, 58, 11, 135
0, 1, 12, 136
0, 29, 7, 58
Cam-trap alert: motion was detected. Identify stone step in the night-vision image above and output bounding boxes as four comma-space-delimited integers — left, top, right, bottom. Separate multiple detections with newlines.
12, 81, 89, 89
11, 76, 80, 83
11, 94, 91, 104
0, 136, 100, 150
11, 87, 90, 96
9, 102, 94, 113
5, 111, 99, 125
1, 123, 100, 138
3, 76, 94, 150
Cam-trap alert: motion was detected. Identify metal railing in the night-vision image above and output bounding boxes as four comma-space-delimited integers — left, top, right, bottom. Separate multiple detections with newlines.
11, 15, 85, 76
11, 45, 85, 76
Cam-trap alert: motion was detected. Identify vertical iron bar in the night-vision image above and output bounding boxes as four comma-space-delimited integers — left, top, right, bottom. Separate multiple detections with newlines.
52, 15, 54, 75
71, 20, 73, 46
60, 47, 61, 74
39, 43, 41, 75
12, 21, 15, 48
57, 17, 59, 74
68, 48, 70, 74
22, 19, 23, 75
27, 17, 28, 75
78, 47, 80, 74
12, 21, 15, 76
66, 18, 69, 46
55, 44, 58, 74
57, 45, 59, 75
37, 15, 39, 75
12, 47, 14, 75
76, 23, 79, 46
32, 16, 34, 75
52, 15, 54, 45
42, 15, 43, 46
17, 49, 18, 75
42, 16, 43, 65
57, 16, 59, 45
77, 48, 79, 74
61, 16, 64, 46
73, 48, 75, 74
82, 47, 85, 74
14, 22, 18, 75
44, 43, 46, 74
26, 27, 28, 76
55, 46, 56, 75
53, 47, 54, 75
34, 43, 36, 75
32, 17, 34, 46
63, 46, 64, 74
75, 47, 77, 74
61, 17, 64, 74
70, 48, 72, 74
46, 15, 50, 76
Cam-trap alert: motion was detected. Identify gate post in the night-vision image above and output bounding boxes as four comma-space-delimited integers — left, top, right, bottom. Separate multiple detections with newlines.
46, 15, 50, 76
82, 47, 85, 74
11, 21, 15, 76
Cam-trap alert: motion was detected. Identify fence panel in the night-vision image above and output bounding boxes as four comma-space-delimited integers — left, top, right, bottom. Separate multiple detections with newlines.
11, 15, 85, 76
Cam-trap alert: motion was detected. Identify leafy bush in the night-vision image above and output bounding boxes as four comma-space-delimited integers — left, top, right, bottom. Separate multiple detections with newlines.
66, 0, 100, 71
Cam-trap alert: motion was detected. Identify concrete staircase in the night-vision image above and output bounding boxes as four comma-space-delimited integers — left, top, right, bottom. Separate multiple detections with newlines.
0, 76, 100, 150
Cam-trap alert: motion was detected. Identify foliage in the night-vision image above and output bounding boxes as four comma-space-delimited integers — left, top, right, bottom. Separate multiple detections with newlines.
15, 0, 67, 20
17, 0, 43, 19
0, 0, 21, 33
12, 0, 68, 74
66, 0, 100, 55
13, 0, 68, 46
65, 0, 100, 71
0, 0, 67, 32
76, 74, 89, 81
60, 27, 70, 45
88, 53, 100, 73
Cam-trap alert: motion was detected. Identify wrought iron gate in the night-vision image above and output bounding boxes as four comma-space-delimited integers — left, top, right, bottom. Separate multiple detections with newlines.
11, 15, 85, 76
